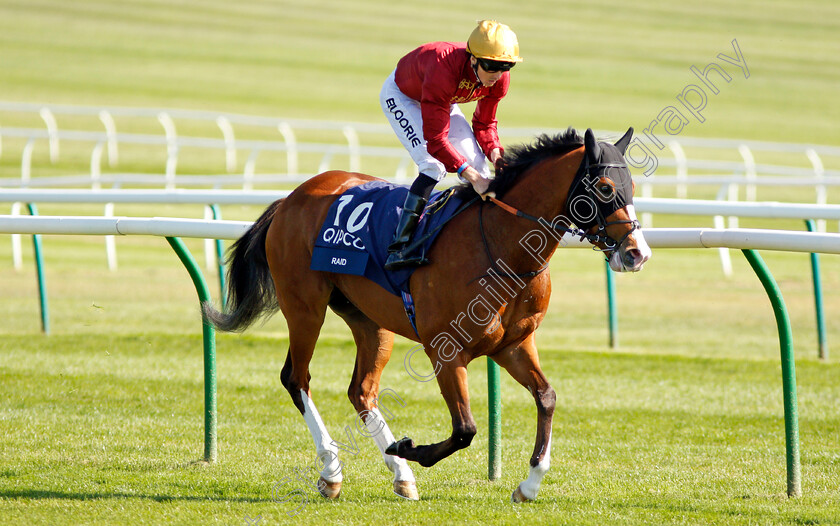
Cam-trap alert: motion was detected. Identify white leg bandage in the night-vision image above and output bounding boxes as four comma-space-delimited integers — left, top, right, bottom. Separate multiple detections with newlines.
362, 407, 415, 483
300, 390, 343, 483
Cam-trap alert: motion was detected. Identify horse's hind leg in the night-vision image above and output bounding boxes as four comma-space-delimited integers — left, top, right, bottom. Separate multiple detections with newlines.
330, 292, 419, 500
274, 266, 344, 498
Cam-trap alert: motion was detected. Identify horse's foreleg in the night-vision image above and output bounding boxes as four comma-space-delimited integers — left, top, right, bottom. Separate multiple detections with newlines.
491, 333, 556, 502
386, 360, 477, 468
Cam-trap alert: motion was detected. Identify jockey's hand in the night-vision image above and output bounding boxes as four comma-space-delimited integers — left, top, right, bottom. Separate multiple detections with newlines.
489, 148, 504, 173
461, 165, 491, 195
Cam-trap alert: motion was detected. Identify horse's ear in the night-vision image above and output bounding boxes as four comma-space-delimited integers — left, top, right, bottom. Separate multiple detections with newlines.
615, 127, 634, 155
584, 128, 600, 163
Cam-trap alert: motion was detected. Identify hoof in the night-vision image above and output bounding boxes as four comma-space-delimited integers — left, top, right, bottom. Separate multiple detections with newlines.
393, 480, 419, 501
385, 436, 415, 457
318, 476, 342, 499
511, 485, 533, 503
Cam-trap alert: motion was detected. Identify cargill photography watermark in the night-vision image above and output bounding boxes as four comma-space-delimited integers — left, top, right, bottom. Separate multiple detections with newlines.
247, 38, 745, 523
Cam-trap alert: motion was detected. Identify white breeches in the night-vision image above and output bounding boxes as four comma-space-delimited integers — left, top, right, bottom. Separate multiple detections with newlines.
380, 70, 491, 182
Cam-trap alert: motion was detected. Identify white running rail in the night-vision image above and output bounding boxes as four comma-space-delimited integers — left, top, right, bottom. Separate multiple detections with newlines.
2, 215, 840, 255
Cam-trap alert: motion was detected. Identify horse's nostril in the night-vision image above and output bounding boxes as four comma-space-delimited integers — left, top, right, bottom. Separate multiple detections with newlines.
624, 248, 642, 267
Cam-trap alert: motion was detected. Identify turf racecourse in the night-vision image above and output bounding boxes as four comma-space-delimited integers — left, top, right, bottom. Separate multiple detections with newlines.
1, 236, 839, 525
1, 0, 839, 524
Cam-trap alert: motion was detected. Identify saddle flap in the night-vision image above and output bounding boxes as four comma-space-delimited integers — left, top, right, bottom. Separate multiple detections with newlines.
311, 181, 465, 296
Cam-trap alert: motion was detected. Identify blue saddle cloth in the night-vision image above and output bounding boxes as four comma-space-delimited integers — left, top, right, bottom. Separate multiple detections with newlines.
311, 181, 467, 296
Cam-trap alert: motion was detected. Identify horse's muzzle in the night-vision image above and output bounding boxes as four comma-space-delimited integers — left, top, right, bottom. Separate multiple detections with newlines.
610, 233, 651, 273
622, 248, 647, 271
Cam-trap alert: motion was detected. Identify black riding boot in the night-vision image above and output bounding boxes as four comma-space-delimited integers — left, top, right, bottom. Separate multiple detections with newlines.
384, 191, 429, 270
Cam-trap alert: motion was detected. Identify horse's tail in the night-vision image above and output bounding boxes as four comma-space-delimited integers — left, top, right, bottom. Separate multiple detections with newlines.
202, 199, 283, 332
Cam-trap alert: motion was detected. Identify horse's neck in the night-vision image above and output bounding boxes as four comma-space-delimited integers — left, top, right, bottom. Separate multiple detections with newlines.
486, 148, 584, 272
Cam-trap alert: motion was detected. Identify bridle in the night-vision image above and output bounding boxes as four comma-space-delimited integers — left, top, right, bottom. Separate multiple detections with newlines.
564, 156, 641, 252
476, 151, 640, 282
487, 154, 640, 253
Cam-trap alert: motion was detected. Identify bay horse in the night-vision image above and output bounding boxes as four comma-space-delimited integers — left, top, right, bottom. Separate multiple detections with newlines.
204, 127, 651, 503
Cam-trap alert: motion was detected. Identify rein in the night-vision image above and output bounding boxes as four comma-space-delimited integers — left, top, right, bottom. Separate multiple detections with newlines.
474, 155, 641, 283
486, 195, 615, 246
477, 201, 549, 281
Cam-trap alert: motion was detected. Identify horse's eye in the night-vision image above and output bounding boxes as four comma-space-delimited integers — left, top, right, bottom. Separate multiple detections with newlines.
598, 184, 614, 195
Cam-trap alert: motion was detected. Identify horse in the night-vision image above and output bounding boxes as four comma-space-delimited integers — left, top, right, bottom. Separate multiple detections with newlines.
203, 127, 651, 503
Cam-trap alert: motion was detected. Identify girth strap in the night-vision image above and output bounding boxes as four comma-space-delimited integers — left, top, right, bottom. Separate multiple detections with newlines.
400, 290, 420, 339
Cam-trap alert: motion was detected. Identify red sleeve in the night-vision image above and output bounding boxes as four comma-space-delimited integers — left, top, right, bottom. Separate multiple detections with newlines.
472, 74, 509, 157
420, 73, 469, 173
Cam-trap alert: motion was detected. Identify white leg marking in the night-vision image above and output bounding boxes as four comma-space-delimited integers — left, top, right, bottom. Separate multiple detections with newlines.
363, 407, 415, 483
300, 390, 343, 483
518, 432, 551, 500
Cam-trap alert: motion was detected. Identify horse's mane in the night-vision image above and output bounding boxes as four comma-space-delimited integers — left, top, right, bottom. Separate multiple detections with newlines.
452, 127, 584, 200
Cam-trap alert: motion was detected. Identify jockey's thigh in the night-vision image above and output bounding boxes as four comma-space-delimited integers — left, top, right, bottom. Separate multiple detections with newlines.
446, 106, 492, 181
380, 70, 447, 181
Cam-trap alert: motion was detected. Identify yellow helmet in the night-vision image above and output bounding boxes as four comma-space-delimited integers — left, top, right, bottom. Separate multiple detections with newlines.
466, 20, 523, 63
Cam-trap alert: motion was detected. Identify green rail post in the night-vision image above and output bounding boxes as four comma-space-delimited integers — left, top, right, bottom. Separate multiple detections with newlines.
804, 220, 828, 360
487, 357, 502, 480
26, 203, 50, 335
208, 204, 227, 310
166, 236, 218, 464
605, 259, 618, 348
742, 249, 801, 497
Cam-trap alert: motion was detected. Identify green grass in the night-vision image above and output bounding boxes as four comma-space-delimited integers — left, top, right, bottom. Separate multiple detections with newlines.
3, 0, 839, 186
1, 233, 839, 525
0, 0, 838, 145
1, 0, 840, 524
1, 334, 839, 525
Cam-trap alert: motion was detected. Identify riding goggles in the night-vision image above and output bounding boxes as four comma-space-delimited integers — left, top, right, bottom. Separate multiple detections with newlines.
476, 57, 516, 73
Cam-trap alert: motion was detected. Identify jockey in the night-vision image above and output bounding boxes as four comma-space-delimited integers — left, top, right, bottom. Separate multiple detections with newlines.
380, 20, 522, 270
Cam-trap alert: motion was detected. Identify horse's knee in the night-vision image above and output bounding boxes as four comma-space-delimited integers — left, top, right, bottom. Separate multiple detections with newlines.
346, 384, 365, 411
452, 423, 477, 450
347, 382, 377, 414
